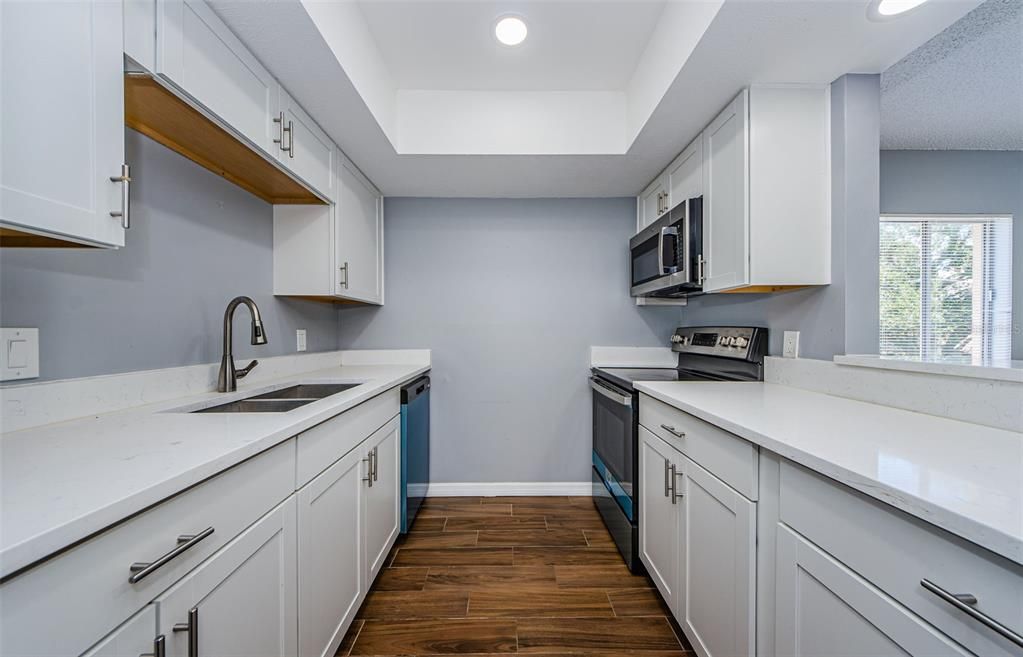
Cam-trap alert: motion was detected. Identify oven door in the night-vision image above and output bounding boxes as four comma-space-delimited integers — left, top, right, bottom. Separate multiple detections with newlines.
590, 377, 635, 520
630, 204, 690, 297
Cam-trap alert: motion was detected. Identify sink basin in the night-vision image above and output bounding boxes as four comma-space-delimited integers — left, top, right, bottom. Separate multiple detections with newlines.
248, 383, 361, 400
193, 399, 315, 413
189, 382, 362, 413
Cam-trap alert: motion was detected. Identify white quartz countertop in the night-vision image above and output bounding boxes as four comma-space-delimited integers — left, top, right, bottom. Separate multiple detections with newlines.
0, 362, 429, 579
634, 381, 1023, 566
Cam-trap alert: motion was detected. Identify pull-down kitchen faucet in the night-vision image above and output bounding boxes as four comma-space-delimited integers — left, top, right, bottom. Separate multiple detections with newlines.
218, 296, 268, 393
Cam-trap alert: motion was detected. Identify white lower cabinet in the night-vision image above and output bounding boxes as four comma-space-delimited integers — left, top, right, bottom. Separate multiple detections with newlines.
156, 497, 298, 657
364, 418, 401, 582
297, 439, 367, 657
775, 525, 971, 657
297, 415, 400, 657
80, 606, 158, 657
639, 426, 682, 611
682, 457, 756, 657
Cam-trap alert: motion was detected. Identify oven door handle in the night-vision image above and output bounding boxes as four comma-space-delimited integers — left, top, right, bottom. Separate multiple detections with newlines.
590, 378, 632, 407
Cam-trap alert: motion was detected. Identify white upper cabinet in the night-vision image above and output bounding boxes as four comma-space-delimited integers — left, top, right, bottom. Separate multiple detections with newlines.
668, 136, 704, 210
277, 88, 334, 199
638, 175, 669, 231
702, 90, 750, 292
157, 0, 279, 155
336, 159, 384, 304
0, 0, 126, 248
156, 498, 298, 657
637, 86, 830, 293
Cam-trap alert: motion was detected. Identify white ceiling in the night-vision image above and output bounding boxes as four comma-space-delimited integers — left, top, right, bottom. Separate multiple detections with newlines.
357, 1, 667, 91
212, 0, 985, 196
881, 0, 1023, 150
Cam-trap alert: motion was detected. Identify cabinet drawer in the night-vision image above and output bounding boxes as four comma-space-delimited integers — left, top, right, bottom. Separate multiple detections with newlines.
779, 460, 1023, 656
640, 394, 758, 499
296, 389, 400, 487
0, 439, 295, 657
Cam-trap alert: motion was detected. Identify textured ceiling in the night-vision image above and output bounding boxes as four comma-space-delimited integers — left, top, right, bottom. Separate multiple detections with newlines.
881, 0, 1023, 150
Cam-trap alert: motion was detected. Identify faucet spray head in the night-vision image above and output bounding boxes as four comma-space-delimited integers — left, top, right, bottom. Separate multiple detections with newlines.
251, 319, 268, 345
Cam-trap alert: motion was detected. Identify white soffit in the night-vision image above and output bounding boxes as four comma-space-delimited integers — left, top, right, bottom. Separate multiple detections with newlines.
210, 0, 984, 196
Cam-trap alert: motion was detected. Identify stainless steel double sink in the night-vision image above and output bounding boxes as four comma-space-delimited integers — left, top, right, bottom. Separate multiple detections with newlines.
193, 383, 361, 413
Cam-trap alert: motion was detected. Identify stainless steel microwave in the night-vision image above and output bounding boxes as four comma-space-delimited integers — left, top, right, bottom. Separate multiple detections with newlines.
630, 196, 703, 298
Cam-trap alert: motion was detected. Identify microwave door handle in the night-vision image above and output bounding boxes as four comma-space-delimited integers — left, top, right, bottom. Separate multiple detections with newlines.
657, 227, 666, 275
661, 226, 679, 274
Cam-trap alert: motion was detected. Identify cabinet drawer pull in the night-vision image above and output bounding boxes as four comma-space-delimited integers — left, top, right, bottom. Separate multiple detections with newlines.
172, 607, 199, 657
660, 424, 685, 438
128, 527, 214, 584
921, 579, 1023, 648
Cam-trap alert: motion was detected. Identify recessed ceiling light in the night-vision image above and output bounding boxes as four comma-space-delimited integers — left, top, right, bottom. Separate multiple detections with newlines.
495, 16, 527, 46
869, 0, 930, 19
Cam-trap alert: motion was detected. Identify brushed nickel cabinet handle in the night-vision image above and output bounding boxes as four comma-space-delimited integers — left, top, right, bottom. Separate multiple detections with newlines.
128, 527, 214, 584
363, 453, 373, 487
109, 164, 132, 229
673, 467, 685, 502
340, 261, 349, 289
669, 463, 679, 504
285, 120, 294, 158
921, 579, 1023, 648
140, 634, 165, 657
273, 112, 285, 146
172, 607, 199, 657
372, 446, 379, 482
660, 424, 685, 439
663, 458, 670, 498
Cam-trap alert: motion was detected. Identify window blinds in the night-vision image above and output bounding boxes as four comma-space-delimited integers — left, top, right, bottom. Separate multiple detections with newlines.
879, 216, 1013, 365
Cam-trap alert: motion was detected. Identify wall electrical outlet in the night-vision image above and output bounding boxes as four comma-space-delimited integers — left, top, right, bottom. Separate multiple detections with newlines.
296, 329, 307, 352
783, 331, 800, 358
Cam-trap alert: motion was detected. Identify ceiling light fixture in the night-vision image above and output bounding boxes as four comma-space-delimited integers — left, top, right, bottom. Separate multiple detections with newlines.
869, 0, 930, 19
495, 16, 528, 46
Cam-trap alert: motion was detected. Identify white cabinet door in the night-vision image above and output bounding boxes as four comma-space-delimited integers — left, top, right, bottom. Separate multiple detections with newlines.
668, 136, 703, 207
638, 426, 681, 612
702, 90, 749, 292
364, 417, 401, 583
0, 0, 126, 247
682, 456, 755, 657
297, 443, 367, 657
157, 0, 279, 155
775, 525, 972, 657
336, 159, 383, 303
638, 175, 668, 231
80, 606, 157, 657
157, 498, 298, 657
278, 88, 333, 199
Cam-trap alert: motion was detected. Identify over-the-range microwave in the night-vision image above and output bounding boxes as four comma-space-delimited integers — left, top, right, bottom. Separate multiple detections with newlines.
630, 196, 703, 298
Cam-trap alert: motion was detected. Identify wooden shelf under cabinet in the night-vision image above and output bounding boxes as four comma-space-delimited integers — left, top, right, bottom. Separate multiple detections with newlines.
123, 75, 325, 206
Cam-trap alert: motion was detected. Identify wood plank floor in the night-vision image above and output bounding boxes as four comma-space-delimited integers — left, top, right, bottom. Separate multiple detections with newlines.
338, 496, 693, 656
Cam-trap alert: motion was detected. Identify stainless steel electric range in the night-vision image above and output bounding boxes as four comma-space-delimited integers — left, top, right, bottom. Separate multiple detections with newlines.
590, 326, 768, 573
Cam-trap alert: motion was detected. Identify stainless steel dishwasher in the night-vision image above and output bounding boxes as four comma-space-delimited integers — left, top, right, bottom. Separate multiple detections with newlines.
400, 375, 430, 533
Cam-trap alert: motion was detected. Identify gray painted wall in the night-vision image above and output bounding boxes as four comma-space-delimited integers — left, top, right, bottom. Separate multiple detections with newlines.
880, 150, 1023, 360
0, 130, 340, 382
679, 75, 882, 360
336, 197, 681, 484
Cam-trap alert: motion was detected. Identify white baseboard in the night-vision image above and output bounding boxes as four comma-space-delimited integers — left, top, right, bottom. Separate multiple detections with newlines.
425, 482, 592, 497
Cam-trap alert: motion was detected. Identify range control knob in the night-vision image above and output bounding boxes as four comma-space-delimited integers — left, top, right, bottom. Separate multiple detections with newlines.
717, 336, 728, 347
736, 336, 750, 348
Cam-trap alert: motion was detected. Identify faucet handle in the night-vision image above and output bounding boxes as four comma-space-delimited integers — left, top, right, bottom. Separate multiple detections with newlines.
236, 360, 259, 379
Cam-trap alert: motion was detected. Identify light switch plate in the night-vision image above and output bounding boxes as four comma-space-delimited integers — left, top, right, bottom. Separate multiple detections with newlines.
783, 331, 800, 359
1, 328, 40, 381
296, 329, 307, 352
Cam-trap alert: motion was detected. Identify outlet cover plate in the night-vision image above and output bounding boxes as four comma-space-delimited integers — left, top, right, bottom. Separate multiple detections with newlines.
296, 329, 307, 352
783, 331, 800, 359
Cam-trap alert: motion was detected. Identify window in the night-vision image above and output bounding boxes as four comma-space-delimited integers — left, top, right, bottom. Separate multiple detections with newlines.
880, 215, 1013, 364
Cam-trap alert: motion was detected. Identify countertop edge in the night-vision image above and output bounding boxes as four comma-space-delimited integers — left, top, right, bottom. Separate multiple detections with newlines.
633, 382, 1023, 567
0, 364, 430, 580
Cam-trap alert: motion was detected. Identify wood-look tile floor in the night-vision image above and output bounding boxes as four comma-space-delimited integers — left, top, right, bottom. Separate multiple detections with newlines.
337, 496, 694, 656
